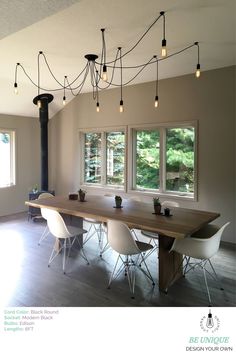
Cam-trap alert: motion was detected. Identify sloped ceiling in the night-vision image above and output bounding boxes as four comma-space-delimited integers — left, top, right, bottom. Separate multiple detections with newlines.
0, 0, 235, 118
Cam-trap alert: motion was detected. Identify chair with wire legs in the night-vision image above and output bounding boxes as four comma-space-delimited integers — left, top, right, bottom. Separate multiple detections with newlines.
83, 218, 105, 249
37, 192, 55, 246
139, 200, 180, 262
107, 219, 155, 299
42, 208, 89, 274
169, 222, 230, 306
96, 193, 114, 258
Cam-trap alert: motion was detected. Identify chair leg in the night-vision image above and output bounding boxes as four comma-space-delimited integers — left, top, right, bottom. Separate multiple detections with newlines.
75, 236, 90, 265
139, 239, 159, 265
139, 254, 155, 286
108, 255, 121, 289
48, 240, 62, 267
126, 256, 136, 299
38, 226, 50, 245
203, 264, 212, 306
63, 238, 67, 274
183, 256, 191, 276
208, 259, 224, 290
100, 240, 110, 257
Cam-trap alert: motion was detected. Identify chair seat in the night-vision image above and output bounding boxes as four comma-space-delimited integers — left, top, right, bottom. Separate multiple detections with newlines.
136, 240, 153, 252
84, 218, 102, 224
190, 224, 220, 239
67, 225, 87, 237
141, 230, 159, 239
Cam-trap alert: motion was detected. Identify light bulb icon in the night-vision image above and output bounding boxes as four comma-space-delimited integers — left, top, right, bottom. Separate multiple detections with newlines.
206, 310, 214, 329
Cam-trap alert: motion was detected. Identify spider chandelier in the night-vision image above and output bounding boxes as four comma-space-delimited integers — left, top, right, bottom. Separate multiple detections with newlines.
14, 11, 201, 113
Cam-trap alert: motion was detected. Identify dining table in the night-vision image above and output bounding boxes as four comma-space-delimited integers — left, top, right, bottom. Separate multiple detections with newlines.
25, 194, 220, 292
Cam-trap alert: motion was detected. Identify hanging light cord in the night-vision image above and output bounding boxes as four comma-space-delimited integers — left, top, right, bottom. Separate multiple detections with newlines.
120, 47, 123, 102
14, 11, 200, 102
97, 13, 163, 66
155, 57, 158, 97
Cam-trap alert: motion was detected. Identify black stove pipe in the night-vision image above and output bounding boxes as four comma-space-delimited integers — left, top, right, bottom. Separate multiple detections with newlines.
33, 93, 54, 191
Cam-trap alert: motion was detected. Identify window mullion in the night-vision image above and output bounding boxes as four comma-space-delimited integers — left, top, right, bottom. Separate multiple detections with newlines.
132, 129, 137, 190
159, 128, 165, 193
101, 131, 106, 186
80, 132, 85, 185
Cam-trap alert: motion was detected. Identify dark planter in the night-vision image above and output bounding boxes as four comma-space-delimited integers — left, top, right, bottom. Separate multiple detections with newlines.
79, 193, 85, 202
154, 204, 161, 214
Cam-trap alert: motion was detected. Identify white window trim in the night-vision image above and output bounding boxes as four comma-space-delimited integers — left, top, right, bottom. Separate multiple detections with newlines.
0, 128, 16, 188
78, 126, 127, 192
128, 121, 198, 201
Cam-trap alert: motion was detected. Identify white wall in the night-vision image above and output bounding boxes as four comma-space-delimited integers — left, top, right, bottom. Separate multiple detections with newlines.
0, 114, 40, 216
48, 66, 236, 243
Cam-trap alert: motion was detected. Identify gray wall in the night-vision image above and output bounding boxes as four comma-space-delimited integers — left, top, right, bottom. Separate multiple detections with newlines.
0, 114, 40, 216
49, 66, 235, 243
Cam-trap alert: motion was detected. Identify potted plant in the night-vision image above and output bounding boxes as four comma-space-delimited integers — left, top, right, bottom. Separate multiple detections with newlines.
153, 197, 161, 214
78, 188, 86, 202
32, 184, 39, 194
115, 195, 122, 208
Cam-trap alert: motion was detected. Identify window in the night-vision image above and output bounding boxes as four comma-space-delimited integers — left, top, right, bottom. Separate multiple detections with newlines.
81, 128, 125, 188
130, 123, 196, 198
84, 132, 102, 184
165, 127, 195, 194
0, 130, 16, 188
135, 130, 160, 190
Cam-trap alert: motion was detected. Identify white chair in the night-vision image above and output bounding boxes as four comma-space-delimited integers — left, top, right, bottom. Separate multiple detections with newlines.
95, 193, 115, 258
83, 218, 105, 248
139, 200, 180, 262
107, 219, 155, 298
37, 192, 55, 245
42, 208, 89, 274
169, 222, 230, 305
82, 195, 112, 252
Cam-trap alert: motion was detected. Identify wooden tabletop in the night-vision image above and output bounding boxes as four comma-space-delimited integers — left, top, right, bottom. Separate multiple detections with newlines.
25, 195, 220, 239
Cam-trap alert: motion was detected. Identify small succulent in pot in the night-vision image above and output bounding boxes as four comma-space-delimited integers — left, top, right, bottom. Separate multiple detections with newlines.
78, 188, 86, 202
153, 197, 161, 214
115, 195, 122, 208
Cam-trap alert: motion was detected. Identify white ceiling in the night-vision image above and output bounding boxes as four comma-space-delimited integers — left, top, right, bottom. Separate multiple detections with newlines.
0, 0, 235, 118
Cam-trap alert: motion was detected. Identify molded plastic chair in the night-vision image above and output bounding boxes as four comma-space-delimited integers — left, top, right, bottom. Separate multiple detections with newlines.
139, 200, 180, 262
42, 208, 89, 273
38, 192, 55, 245
141, 200, 180, 238
83, 195, 112, 251
88, 193, 114, 257
107, 219, 155, 298
169, 222, 230, 305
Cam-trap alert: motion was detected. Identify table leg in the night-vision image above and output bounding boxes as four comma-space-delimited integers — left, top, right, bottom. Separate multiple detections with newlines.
158, 235, 183, 292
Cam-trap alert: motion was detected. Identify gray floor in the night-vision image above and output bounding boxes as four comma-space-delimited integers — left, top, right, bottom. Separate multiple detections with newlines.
0, 212, 235, 307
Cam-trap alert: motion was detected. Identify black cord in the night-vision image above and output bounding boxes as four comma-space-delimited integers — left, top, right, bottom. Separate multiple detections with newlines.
155, 58, 158, 97
96, 13, 163, 66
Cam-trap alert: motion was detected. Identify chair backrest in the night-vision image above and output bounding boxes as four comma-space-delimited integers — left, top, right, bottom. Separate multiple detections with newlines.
162, 200, 180, 208
129, 196, 141, 202
38, 192, 54, 199
107, 219, 140, 255
38, 193, 54, 220
41, 208, 70, 239
171, 222, 230, 259
192, 222, 230, 259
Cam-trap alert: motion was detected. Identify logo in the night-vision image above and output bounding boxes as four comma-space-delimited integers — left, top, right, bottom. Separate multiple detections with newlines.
200, 309, 220, 333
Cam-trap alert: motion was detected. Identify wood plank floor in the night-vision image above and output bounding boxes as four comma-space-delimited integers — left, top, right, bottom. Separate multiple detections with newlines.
0, 212, 235, 307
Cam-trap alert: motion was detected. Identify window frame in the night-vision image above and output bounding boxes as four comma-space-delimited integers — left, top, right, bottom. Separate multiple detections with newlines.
128, 121, 198, 201
79, 126, 127, 191
0, 128, 16, 188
